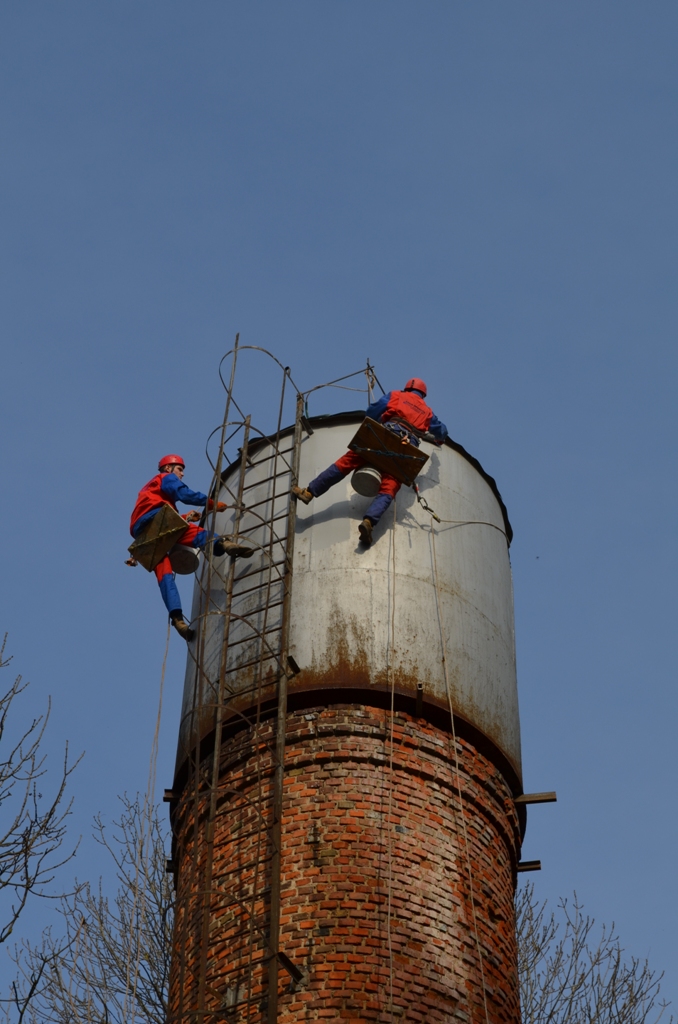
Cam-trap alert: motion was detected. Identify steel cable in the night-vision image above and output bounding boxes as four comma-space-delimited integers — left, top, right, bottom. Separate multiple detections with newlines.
122, 618, 170, 1023
385, 499, 398, 1022
428, 518, 491, 1024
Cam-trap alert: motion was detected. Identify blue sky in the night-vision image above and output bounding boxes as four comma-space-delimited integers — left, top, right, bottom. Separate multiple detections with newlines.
1, 0, 676, 1001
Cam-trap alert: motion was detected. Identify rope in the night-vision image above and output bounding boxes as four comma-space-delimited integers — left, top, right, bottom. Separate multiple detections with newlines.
429, 522, 490, 1024
413, 485, 507, 538
385, 499, 397, 1022
122, 618, 171, 1023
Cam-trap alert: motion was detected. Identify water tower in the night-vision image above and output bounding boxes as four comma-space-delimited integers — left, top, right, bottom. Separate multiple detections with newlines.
165, 347, 541, 1024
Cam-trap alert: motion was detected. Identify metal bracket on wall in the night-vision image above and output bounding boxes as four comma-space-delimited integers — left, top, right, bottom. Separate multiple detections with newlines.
415, 681, 424, 718
277, 951, 309, 991
514, 791, 557, 804
517, 860, 542, 872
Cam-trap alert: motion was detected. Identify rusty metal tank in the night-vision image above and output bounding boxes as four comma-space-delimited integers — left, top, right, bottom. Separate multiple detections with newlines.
176, 410, 520, 788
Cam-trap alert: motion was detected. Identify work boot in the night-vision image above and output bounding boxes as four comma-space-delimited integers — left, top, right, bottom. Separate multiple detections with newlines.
358, 518, 373, 546
216, 537, 254, 559
291, 485, 313, 505
171, 616, 195, 643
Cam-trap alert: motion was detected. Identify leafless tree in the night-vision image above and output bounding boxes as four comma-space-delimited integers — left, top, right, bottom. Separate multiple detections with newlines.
0, 635, 80, 947
6, 790, 673, 1024
517, 882, 673, 1024
6, 795, 173, 1024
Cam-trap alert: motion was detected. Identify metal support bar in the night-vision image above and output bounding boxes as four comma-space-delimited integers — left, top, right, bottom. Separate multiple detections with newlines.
174, 334, 242, 1024
415, 681, 424, 718
196, 417, 251, 1021
266, 391, 303, 1024
277, 950, 307, 986
514, 792, 557, 804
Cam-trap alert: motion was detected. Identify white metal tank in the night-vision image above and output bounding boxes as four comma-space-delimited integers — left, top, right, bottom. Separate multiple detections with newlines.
177, 411, 521, 786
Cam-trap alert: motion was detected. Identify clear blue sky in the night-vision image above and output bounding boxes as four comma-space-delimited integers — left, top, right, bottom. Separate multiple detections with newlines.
1, 0, 676, 1002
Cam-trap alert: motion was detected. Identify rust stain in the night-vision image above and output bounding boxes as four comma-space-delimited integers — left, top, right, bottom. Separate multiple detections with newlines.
177, 598, 519, 785
298, 598, 426, 701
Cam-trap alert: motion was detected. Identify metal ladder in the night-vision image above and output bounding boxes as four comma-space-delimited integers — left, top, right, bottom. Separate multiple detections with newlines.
169, 351, 304, 1024
168, 347, 379, 1024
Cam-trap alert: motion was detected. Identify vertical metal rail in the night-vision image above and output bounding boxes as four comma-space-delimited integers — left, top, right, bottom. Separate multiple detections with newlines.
170, 373, 303, 1024
176, 336, 241, 1024
196, 417, 252, 1020
244, 370, 289, 1021
266, 391, 303, 1024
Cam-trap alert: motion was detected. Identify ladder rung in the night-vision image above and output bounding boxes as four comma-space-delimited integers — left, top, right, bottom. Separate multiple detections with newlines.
232, 557, 287, 584
224, 650, 281, 675
243, 492, 292, 514
224, 444, 290, 478
242, 468, 291, 493
212, 854, 275, 882
233, 555, 288, 578
248, 445, 294, 468
183, 882, 272, 911
209, 916, 270, 940
215, 774, 275, 796
225, 622, 282, 650
186, 884, 274, 909
239, 510, 290, 534
231, 576, 286, 602
217, 681, 278, 705
229, 596, 285, 621
228, 600, 285, 626
204, 873, 273, 900
199, 678, 278, 710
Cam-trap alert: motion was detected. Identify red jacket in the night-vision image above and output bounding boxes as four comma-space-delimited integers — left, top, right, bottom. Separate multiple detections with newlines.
130, 473, 211, 536
130, 474, 178, 534
382, 390, 433, 432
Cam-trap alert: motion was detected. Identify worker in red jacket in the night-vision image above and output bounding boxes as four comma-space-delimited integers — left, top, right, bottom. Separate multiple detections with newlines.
292, 379, 447, 546
130, 455, 253, 641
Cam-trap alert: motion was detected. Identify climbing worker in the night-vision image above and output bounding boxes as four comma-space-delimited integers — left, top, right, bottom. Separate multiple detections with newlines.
291, 378, 447, 546
129, 455, 253, 641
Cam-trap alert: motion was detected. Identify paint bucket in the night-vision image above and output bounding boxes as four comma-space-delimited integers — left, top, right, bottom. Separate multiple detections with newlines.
169, 546, 200, 575
351, 465, 382, 497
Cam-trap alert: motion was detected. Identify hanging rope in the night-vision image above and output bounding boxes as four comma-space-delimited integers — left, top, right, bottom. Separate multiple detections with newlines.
122, 618, 171, 1023
413, 484, 508, 538
428, 520, 491, 1024
385, 499, 398, 1023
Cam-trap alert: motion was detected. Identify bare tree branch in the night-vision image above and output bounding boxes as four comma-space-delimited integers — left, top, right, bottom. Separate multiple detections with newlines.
517, 882, 674, 1024
0, 635, 81, 947
5, 795, 173, 1024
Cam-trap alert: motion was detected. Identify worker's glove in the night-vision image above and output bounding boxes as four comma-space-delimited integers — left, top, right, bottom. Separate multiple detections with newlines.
207, 499, 228, 512
125, 557, 138, 567
183, 510, 201, 523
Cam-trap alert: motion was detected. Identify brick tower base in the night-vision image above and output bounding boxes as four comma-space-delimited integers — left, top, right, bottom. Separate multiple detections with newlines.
169, 704, 521, 1024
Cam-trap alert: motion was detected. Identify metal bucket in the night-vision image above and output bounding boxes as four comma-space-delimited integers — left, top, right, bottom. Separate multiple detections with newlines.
169, 545, 200, 575
351, 465, 382, 497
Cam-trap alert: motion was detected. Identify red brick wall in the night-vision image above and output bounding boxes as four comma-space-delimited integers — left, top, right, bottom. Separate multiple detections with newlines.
169, 704, 522, 1024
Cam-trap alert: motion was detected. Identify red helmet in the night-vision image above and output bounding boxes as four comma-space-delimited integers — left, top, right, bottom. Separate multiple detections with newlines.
158, 454, 185, 471
404, 378, 427, 396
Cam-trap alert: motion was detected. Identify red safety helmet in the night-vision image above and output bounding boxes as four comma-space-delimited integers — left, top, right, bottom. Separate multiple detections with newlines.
158, 454, 185, 471
404, 378, 427, 396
